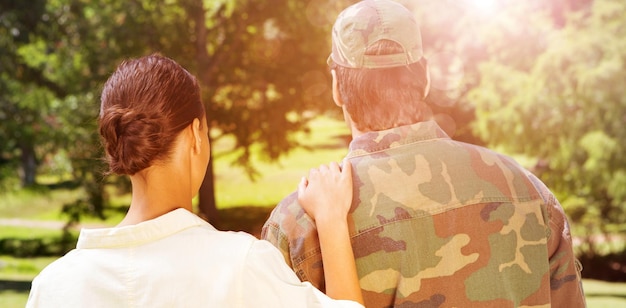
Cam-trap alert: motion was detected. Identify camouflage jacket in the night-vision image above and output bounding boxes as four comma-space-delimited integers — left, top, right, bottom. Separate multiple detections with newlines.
262, 120, 586, 307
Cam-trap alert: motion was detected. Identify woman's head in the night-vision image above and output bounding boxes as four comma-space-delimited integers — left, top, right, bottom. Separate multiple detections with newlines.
99, 54, 205, 175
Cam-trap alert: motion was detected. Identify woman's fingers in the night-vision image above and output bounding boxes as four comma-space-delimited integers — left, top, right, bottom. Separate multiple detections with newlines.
340, 160, 352, 182
297, 176, 308, 197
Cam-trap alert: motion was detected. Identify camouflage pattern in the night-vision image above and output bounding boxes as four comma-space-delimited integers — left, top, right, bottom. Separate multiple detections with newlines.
329, 0, 423, 69
262, 120, 586, 307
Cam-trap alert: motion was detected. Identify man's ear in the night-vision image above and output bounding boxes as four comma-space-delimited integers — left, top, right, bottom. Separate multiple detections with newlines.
331, 69, 343, 107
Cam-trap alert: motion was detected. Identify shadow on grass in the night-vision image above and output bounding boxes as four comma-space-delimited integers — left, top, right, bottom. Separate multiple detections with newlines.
214, 205, 274, 238
0, 279, 31, 292
44, 180, 81, 190
0, 235, 78, 258
580, 253, 626, 282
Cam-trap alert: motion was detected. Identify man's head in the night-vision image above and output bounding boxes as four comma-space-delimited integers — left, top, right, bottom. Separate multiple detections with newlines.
329, 0, 431, 132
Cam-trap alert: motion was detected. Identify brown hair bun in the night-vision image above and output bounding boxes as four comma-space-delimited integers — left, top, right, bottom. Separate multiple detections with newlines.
99, 54, 205, 175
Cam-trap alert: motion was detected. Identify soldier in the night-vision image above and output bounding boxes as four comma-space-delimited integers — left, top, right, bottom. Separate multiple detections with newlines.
262, 0, 586, 307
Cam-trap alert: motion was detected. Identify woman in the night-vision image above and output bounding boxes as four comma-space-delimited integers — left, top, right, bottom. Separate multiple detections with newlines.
26, 54, 362, 307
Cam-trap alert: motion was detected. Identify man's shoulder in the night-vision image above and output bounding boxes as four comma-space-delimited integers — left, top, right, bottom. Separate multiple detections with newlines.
262, 190, 310, 240
266, 191, 300, 222
449, 140, 534, 176
452, 139, 514, 159
261, 190, 321, 270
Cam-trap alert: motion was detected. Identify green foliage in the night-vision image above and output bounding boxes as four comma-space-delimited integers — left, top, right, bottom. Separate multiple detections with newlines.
469, 0, 626, 235
195, 0, 349, 176
0, 1, 56, 187
0, 0, 354, 220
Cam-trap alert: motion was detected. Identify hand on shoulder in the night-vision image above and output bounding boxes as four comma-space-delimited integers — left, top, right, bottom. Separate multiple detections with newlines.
297, 160, 353, 225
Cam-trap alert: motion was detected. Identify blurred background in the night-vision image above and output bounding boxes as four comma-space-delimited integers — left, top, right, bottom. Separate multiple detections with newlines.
0, 0, 624, 306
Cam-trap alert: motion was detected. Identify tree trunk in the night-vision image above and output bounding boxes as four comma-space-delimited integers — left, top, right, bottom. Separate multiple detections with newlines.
199, 154, 220, 225
188, 0, 219, 225
19, 142, 37, 187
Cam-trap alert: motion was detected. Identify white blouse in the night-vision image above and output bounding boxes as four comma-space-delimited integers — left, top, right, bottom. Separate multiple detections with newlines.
26, 208, 362, 308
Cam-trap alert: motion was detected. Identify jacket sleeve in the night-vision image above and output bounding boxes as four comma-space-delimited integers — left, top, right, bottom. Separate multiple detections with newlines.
262, 214, 293, 267
261, 192, 327, 292
529, 173, 587, 307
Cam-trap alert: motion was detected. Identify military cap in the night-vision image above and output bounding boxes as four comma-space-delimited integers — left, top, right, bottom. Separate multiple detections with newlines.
329, 0, 424, 69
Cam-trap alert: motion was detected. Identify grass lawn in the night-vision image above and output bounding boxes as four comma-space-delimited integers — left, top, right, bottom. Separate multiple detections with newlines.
583, 279, 626, 307
212, 115, 350, 208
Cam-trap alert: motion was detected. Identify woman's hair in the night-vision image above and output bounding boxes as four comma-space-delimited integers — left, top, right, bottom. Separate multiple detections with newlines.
333, 40, 430, 132
99, 54, 205, 175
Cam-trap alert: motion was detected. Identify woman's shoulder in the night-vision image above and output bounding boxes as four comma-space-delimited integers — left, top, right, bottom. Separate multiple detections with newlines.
30, 249, 82, 286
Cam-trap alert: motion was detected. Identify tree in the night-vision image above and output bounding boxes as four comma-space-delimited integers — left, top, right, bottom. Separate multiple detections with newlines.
1, 0, 352, 225
468, 0, 626, 237
183, 0, 350, 222
0, 0, 66, 187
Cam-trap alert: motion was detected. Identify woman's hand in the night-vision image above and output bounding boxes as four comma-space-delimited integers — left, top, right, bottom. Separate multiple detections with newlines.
297, 161, 353, 225
296, 160, 363, 305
